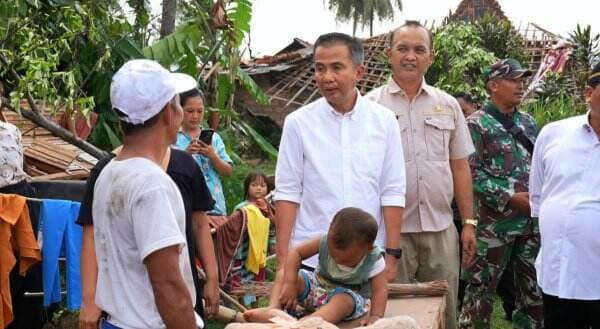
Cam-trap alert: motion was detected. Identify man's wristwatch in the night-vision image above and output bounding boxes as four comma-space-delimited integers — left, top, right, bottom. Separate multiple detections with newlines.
385, 247, 403, 259
464, 218, 478, 227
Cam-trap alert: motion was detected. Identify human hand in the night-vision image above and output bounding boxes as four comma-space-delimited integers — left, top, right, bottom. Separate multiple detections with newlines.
278, 281, 298, 311
79, 302, 102, 329
195, 141, 216, 159
360, 314, 383, 326
461, 224, 476, 267
384, 254, 398, 282
203, 279, 220, 317
509, 192, 531, 216
186, 141, 203, 155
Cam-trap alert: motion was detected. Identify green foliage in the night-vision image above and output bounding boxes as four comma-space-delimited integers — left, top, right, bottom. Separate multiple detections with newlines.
228, 0, 252, 47
568, 24, 600, 70
473, 14, 529, 64
532, 71, 573, 103
1, 0, 274, 156
235, 120, 278, 160
426, 22, 496, 101
522, 96, 587, 128
0, 0, 133, 150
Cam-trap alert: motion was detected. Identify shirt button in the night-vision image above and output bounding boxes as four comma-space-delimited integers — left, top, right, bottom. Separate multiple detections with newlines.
419, 201, 424, 205
419, 176, 423, 180
413, 129, 417, 133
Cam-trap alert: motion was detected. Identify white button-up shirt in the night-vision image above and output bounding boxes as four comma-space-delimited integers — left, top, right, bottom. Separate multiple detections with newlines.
275, 93, 406, 266
530, 113, 600, 300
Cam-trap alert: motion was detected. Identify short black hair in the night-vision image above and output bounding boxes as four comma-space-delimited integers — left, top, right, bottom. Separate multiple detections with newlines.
328, 207, 378, 249
115, 107, 162, 135
453, 92, 473, 103
243, 171, 273, 199
313, 32, 364, 66
389, 20, 433, 50
179, 87, 205, 107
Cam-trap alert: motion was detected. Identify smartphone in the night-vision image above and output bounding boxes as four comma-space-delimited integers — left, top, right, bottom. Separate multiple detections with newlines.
198, 129, 214, 145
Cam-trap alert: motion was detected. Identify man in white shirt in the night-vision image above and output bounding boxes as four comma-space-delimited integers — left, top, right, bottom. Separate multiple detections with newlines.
275, 32, 406, 282
92, 59, 197, 329
530, 62, 600, 329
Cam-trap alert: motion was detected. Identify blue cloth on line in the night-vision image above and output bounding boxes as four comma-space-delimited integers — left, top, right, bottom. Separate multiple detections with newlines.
40, 199, 82, 309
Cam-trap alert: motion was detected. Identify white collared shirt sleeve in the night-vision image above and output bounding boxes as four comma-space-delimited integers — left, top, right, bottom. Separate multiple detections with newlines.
529, 126, 547, 218
275, 114, 304, 204
379, 111, 406, 207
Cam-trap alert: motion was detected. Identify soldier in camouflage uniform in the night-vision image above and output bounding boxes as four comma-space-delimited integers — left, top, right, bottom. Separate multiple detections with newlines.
458, 59, 543, 329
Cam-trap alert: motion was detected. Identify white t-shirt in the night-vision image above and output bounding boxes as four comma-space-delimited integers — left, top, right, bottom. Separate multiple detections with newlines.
92, 157, 195, 329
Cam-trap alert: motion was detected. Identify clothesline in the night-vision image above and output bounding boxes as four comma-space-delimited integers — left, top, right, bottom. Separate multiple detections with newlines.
0, 192, 55, 202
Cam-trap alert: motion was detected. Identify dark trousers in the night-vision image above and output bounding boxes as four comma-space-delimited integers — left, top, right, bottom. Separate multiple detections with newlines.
543, 291, 600, 329
1, 180, 46, 329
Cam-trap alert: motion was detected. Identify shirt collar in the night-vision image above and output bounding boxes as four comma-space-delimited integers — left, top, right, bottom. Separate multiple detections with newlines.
583, 111, 600, 140
386, 77, 432, 99
327, 89, 363, 120
484, 100, 519, 118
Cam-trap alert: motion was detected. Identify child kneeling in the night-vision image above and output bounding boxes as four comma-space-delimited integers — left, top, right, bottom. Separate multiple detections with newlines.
245, 207, 387, 326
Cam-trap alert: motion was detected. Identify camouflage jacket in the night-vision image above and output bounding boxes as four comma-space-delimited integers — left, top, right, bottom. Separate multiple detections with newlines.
467, 101, 538, 235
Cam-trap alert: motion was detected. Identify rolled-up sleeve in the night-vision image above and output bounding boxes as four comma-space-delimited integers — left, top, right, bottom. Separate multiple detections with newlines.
379, 112, 406, 207
274, 115, 304, 204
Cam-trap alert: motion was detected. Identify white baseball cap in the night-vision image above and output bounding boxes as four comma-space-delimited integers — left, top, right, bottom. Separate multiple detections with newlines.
110, 59, 198, 124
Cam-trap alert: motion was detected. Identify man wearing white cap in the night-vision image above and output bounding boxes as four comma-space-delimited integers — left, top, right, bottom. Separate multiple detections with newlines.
92, 59, 197, 329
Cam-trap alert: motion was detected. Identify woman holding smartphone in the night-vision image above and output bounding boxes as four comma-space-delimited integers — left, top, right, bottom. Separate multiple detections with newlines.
175, 87, 233, 215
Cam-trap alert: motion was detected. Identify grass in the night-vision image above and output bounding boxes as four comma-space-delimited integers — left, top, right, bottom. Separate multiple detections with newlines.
491, 296, 513, 329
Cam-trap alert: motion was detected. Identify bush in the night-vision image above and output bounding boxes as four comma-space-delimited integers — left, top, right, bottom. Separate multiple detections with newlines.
426, 22, 496, 102
522, 96, 587, 128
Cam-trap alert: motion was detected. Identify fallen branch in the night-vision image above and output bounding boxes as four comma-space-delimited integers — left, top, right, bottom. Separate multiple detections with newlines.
0, 52, 108, 160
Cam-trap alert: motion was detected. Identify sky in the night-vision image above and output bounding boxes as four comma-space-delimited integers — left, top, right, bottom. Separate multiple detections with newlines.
245, 0, 598, 57
145, 0, 598, 57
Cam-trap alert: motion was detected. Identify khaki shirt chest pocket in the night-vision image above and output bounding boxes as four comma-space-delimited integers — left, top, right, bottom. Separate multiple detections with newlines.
424, 116, 455, 161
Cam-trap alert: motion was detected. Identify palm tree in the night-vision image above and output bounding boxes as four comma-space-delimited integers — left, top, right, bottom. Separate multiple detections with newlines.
327, 0, 402, 36
568, 24, 600, 70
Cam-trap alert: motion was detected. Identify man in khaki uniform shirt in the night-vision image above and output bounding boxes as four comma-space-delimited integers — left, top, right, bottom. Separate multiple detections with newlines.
367, 21, 476, 329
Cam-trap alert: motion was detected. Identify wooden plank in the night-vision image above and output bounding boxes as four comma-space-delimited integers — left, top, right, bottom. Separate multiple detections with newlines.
25, 149, 70, 169
30, 171, 89, 181
24, 148, 71, 169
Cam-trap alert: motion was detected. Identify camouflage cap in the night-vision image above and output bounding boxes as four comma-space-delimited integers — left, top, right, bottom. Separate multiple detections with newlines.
587, 62, 600, 87
484, 58, 532, 81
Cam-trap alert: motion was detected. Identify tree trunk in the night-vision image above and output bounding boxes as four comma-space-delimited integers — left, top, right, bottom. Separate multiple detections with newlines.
1, 98, 108, 160
160, 0, 177, 38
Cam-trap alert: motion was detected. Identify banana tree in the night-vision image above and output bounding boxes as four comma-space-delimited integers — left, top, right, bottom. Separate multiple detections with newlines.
142, 0, 276, 160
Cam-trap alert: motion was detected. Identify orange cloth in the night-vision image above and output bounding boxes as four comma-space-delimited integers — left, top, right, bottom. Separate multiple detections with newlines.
0, 194, 42, 328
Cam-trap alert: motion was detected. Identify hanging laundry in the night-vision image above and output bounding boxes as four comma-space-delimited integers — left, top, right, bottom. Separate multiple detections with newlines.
243, 204, 270, 275
40, 199, 82, 310
0, 193, 42, 328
